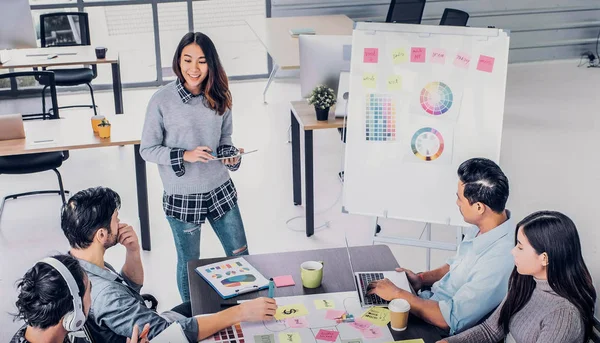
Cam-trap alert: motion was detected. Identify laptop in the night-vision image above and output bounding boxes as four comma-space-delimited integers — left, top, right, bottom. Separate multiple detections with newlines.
344, 236, 413, 307
0, 114, 25, 141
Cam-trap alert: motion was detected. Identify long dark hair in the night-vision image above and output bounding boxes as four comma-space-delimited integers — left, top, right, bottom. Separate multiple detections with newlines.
172, 32, 232, 115
498, 211, 596, 340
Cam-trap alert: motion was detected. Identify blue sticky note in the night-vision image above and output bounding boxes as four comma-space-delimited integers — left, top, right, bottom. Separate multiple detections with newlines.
343, 45, 352, 61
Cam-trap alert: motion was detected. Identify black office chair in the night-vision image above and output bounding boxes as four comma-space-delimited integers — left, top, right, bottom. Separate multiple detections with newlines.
39, 12, 98, 116
0, 71, 69, 221
386, 0, 426, 24
439, 8, 469, 26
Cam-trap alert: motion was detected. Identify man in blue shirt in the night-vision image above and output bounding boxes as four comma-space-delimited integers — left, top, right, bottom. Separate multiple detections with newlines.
369, 158, 514, 334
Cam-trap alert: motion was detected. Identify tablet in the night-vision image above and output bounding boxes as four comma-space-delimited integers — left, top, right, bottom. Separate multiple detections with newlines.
209, 149, 258, 161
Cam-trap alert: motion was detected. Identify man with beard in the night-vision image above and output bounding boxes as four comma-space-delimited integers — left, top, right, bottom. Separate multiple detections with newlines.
61, 187, 277, 343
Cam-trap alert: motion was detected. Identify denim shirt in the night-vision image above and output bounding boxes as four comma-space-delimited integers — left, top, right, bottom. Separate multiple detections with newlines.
76, 258, 198, 342
421, 211, 515, 334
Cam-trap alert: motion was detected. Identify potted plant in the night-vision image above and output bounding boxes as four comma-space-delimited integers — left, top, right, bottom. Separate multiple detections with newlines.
97, 118, 111, 138
308, 84, 336, 121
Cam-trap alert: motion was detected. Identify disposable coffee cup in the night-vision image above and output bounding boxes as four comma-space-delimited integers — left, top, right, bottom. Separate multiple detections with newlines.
389, 298, 410, 331
91, 114, 105, 133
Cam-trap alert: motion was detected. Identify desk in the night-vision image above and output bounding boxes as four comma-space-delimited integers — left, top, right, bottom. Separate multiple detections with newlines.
245, 15, 354, 102
188, 245, 444, 343
0, 114, 152, 251
290, 101, 345, 237
0, 46, 123, 114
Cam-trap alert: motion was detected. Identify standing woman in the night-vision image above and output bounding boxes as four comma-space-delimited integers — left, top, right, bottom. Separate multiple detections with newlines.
439, 211, 596, 343
141, 32, 248, 302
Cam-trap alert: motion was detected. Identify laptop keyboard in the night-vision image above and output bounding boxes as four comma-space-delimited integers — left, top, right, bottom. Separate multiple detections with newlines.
359, 272, 388, 305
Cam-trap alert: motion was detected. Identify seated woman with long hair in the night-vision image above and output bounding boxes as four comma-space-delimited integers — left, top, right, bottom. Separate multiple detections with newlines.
439, 211, 596, 343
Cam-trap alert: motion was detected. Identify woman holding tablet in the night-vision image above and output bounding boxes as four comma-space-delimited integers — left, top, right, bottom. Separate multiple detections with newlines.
141, 32, 249, 302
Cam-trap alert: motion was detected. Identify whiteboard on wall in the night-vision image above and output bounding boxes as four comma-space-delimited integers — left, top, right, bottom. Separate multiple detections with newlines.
342, 22, 510, 226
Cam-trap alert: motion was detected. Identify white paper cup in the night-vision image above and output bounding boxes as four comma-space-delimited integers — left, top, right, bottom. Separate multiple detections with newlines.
389, 298, 410, 331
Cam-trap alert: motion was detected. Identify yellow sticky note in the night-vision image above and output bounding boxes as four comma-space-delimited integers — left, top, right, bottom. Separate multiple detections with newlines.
275, 304, 309, 320
362, 73, 377, 89
361, 307, 390, 327
394, 340, 425, 343
387, 75, 402, 91
279, 332, 302, 343
392, 48, 408, 64
314, 299, 335, 309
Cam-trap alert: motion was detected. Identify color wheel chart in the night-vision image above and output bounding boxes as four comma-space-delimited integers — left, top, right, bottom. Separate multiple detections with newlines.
365, 93, 396, 141
211, 323, 245, 343
411, 127, 444, 161
420, 82, 453, 115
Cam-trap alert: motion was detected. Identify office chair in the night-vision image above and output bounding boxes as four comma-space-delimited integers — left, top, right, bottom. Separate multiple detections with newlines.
386, 0, 426, 24
439, 8, 469, 26
0, 71, 70, 221
39, 12, 98, 116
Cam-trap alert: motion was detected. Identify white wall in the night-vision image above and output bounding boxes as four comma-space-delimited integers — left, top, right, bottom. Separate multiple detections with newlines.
500, 60, 600, 313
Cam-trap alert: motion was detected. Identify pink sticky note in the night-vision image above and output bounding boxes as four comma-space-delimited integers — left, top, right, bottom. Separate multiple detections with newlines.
273, 275, 295, 287
477, 55, 495, 73
325, 309, 347, 320
286, 317, 308, 328
316, 329, 339, 342
361, 327, 383, 339
363, 48, 379, 63
431, 48, 446, 64
454, 52, 471, 69
349, 318, 372, 331
411, 47, 426, 63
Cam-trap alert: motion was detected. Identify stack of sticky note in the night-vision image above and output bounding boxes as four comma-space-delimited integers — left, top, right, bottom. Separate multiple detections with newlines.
273, 275, 295, 287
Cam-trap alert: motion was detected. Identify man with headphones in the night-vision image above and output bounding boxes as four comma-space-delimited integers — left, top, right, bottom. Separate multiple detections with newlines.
11, 254, 149, 343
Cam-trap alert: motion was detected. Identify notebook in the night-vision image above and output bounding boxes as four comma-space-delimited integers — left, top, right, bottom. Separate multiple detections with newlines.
196, 257, 270, 299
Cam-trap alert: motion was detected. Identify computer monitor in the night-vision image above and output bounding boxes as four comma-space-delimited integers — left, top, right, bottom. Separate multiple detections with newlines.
0, 0, 37, 49
299, 35, 352, 99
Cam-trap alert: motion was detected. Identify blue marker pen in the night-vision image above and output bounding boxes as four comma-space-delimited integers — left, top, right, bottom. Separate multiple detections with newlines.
268, 278, 275, 298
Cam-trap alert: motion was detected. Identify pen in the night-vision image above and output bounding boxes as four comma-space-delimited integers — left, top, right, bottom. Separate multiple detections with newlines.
268, 278, 275, 298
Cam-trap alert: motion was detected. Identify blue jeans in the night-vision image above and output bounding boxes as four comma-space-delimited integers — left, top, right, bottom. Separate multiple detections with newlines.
166, 205, 249, 302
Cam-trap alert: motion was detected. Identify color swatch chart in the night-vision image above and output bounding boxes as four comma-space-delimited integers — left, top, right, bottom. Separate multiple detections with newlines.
411, 127, 445, 161
420, 82, 453, 115
205, 261, 250, 279
211, 324, 245, 343
365, 93, 396, 141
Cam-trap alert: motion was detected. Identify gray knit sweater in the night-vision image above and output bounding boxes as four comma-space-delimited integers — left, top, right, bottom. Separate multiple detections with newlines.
140, 81, 234, 194
445, 279, 584, 343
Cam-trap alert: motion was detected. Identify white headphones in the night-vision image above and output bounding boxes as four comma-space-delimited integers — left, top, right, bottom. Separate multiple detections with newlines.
37, 257, 86, 332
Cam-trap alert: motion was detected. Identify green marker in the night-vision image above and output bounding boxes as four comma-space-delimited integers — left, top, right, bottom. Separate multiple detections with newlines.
268, 278, 275, 298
